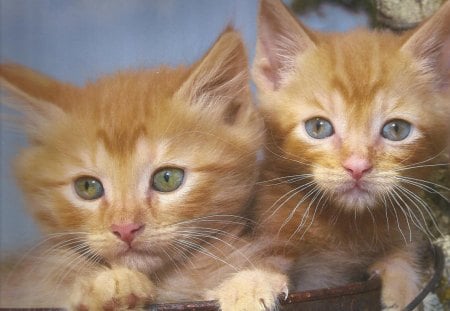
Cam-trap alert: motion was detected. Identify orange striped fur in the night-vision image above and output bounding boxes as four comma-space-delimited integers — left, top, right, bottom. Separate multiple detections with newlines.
251, 0, 450, 310
0, 28, 265, 309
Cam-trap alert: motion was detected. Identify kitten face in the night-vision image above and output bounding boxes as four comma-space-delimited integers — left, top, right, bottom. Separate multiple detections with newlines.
1, 30, 263, 273
254, 0, 450, 212
274, 37, 445, 210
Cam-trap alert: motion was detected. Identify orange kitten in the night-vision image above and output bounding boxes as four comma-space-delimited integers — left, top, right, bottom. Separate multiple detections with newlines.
249, 0, 450, 310
0, 29, 265, 309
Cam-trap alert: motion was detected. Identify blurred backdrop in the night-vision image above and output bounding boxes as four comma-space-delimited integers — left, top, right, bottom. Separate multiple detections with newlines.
0, 0, 369, 256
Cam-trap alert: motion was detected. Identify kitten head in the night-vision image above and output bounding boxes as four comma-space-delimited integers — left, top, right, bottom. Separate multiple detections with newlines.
253, 0, 450, 211
0, 29, 263, 272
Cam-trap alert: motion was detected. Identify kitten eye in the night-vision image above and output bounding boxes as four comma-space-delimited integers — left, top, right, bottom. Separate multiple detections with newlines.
305, 117, 334, 139
74, 176, 104, 200
381, 119, 411, 141
152, 167, 184, 193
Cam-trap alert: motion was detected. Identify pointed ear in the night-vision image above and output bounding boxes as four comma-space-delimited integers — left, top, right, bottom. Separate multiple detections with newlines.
252, 0, 316, 91
175, 27, 252, 124
0, 63, 69, 136
401, 1, 450, 89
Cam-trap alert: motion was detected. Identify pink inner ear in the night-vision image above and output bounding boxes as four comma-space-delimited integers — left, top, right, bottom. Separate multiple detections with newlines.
260, 56, 280, 90
254, 0, 316, 91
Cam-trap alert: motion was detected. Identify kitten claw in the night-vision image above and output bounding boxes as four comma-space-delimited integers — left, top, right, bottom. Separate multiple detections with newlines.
280, 284, 289, 301
368, 269, 380, 280
277, 284, 289, 301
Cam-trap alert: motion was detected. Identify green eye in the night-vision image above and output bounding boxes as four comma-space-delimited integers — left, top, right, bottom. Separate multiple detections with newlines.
305, 117, 334, 139
152, 168, 184, 192
381, 119, 411, 141
74, 176, 104, 200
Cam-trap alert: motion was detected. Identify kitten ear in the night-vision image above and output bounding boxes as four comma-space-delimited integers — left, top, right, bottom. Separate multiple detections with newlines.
175, 27, 252, 124
401, 1, 450, 89
0, 63, 69, 136
253, 0, 316, 91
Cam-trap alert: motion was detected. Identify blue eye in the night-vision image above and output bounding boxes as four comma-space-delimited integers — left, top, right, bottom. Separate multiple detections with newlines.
74, 176, 104, 200
381, 119, 411, 141
305, 117, 334, 139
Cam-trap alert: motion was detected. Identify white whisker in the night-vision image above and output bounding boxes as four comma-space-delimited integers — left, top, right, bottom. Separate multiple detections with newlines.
386, 193, 407, 243
395, 185, 444, 238
394, 163, 449, 172
174, 239, 238, 272
264, 180, 316, 219
298, 189, 329, 241
279, 184, 320, 235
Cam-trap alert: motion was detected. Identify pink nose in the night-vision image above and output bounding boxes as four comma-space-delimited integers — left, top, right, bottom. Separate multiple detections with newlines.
111, 223, 144, 244
342, 155, 373, 180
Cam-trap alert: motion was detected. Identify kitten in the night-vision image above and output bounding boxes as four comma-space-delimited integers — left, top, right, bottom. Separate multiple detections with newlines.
222, 0, 449, 310
0, 28, 265, 309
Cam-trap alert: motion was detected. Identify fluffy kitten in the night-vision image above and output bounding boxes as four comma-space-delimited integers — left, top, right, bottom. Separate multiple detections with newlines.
245, 0, 449, 310
0, 28, 265, 309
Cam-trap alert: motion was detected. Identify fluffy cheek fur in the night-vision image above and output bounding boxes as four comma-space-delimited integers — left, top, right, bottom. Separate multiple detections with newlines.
263, 69, 448, 212
14, 118, 259, 273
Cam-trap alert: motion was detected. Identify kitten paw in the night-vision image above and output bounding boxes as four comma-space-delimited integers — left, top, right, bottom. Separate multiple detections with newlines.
208, 269, 288, 311
70, 267, 155, 310
370, 255, 420, 311
380, 283, 418, 311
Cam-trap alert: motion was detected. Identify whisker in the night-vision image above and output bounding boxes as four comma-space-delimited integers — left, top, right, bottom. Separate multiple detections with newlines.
181, 234, 255, 268
47, 244, 94, 293
279, 184, 320, 234
395, 149, 449, 170
386, 193, 407, 244
174, 239, 238, 272
177, 227, 245, 242
395, 185, 444, 238
394, 163, 449, 172
365, 202, 377, 237
297, 189, 329, 242
390, 188, 417, 243
177, 214, 253, 226
257, 174, 313, 186
380, 194, 390, 232
264, 181, 316, 219
3, 232, 90, 285
177, 231, 254, 269
264, 141, 318, 169
162, 247, 185, 278
395, 177, 449, 203
40, 238, 89, 257
396, 175, 450, 191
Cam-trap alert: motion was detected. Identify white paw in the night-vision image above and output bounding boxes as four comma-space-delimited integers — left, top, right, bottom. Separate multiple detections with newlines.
69, 267, 155, 310
380, 282, 418, 311
370, 256, 420, 311
208, 269, 288, 311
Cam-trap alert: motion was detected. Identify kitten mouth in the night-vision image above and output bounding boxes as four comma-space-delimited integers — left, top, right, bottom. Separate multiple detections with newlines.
336, 181, 376, 208
114, 248, 153, 262
343, 187, 369, 196
342, 180, 369, 193
113, 242, 144, 257
118, 245, 145, 255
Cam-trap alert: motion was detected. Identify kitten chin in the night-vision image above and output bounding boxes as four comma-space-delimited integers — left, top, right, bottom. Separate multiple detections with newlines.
115, 253, 165, 274
313, 169, 381, 210
334, 187, 376, 210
